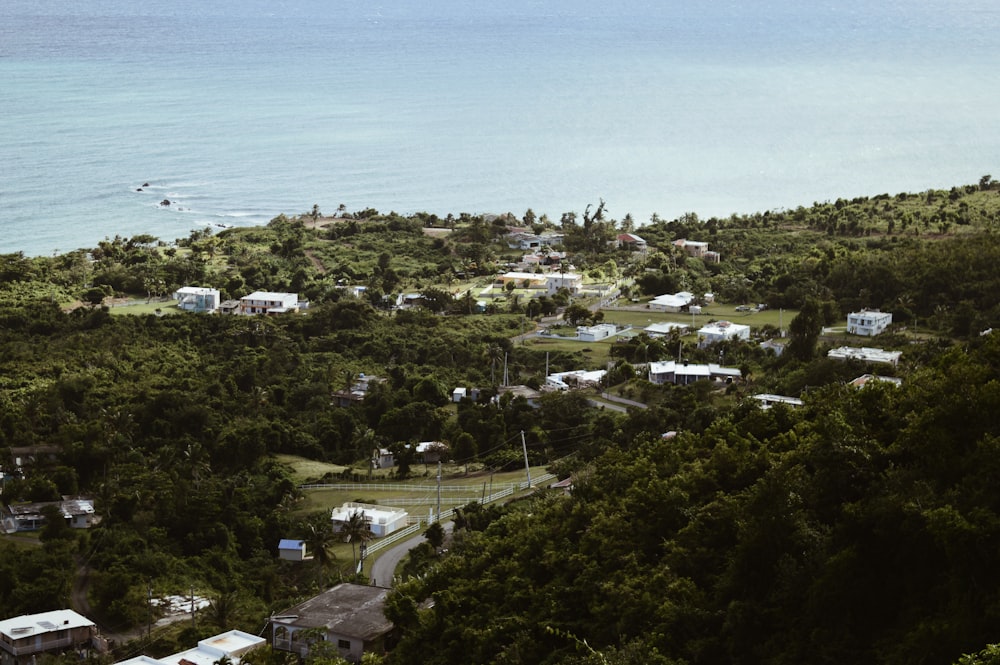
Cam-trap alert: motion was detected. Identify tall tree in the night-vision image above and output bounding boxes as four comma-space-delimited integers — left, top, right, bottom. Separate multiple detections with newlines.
342, 510, 376, 574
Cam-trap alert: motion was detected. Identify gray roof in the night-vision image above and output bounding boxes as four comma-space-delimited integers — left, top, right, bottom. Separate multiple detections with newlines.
272, 583, 392, 641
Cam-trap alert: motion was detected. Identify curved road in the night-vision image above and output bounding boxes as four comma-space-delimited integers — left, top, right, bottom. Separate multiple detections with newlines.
368, 523, 452, 588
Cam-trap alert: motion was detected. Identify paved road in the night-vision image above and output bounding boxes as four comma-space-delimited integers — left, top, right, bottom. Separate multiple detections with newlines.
368, 522, 453, 588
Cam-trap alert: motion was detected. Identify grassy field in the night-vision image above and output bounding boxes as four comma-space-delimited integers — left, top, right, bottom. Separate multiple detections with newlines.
276, 454, 350, 484
107, 299, 182, 316
279, 453, 548, 516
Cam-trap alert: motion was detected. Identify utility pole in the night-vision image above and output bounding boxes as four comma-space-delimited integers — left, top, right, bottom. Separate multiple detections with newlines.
520, 430, 531, 488
147, 583, 152, 639
436, 461, 442, 522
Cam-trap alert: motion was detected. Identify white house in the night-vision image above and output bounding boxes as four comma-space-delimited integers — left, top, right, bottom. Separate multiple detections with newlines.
697, 320, 751, 347
546, 272, 583, 295
452, 387, 468, 402
752, 394, 804, 409
577, 323, 617, 342
847, 309, 893, 336
173, 287, 221, 313
330, 502, 408, 538
546, 369, 606, 390
239, 291, 301, 315
415, 441, 449, 463
278, 539, 308, 562
649, 291, 694, 313
117, 631, 264, 665
828, 346, 902, 366
3, 497, 99, 533
1, 610, 104, 665
648, 361, 741, 386
644, 322, 689, 337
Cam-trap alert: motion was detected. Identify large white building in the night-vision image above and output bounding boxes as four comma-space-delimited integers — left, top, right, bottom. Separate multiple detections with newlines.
330, 502, 408, 538
116, 631, 264, 665
577, 323, 618, 342
697, 320, 751, 347
847, 309, 893, 336
173, 287, 221, 313
647, 361, 741, 385
828, 346, 901, 366
239, 291, 301, 315
649, 291, 694, 313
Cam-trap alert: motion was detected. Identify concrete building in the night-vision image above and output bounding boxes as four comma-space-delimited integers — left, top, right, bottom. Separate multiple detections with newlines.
647, 361, 741, 386
545, 272, 583, 295
270, 583, 394, 664
330, 502, 408, 538
649, 291, 694, 313
2, 497, 99, 533
643, 322, 689, 337
697, 320, 751, 347
828, 346, 902, 366
239, 291, 301, 315
546, 369, 607, 390
752, 394, 804, 409
847, 309, 893, 336
173, 287, 221, 313
577, 323, 618, 342
116, 631, 264, 665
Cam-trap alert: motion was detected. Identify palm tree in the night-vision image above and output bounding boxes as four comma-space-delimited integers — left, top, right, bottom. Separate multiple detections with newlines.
208, 589, 241, 630
303, 515, 337, 581
484, 343, 504, 386
342, 510, 375, 574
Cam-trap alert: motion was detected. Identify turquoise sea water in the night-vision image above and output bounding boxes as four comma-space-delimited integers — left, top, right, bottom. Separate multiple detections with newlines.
2, 0, 999, 256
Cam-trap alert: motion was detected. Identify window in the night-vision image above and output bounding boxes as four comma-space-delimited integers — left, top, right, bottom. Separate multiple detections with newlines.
338, 639, 351, 650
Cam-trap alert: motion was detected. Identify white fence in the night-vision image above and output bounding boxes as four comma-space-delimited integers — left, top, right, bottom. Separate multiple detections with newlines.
357, 474, 556, 557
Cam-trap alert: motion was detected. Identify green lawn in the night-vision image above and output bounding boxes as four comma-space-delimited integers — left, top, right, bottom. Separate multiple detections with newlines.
292, 461, 548, 516
107, 299, 183, 316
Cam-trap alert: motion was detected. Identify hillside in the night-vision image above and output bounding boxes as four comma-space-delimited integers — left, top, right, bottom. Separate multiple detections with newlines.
1, 179, 1000, 664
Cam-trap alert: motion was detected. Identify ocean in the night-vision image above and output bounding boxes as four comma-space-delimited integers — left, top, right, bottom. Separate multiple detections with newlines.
2, 0, 998, 256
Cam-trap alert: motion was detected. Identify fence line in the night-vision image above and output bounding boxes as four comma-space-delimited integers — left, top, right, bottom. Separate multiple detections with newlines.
301, 482, 522, 492
361, 476, 554, 556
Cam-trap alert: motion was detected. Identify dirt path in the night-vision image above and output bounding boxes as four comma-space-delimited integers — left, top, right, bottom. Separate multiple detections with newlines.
304, 250, 326, 274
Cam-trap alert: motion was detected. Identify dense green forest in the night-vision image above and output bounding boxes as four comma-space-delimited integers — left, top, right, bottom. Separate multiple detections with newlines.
2, 180, 1000, 664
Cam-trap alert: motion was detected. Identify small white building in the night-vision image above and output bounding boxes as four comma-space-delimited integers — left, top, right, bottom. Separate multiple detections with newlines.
173, 287, 221, 313
278, 539, 308, 562
330, 502, 408, 538
415, 441, 449, 463
577, 323, 617, 342
847, 309, 893, 336
649, 292, 694, 313
697, 320, 751, 347
240, 291, 301, 315
452, 387, 468, 402
752, 394, 804, 409
828, 346, 902, 366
